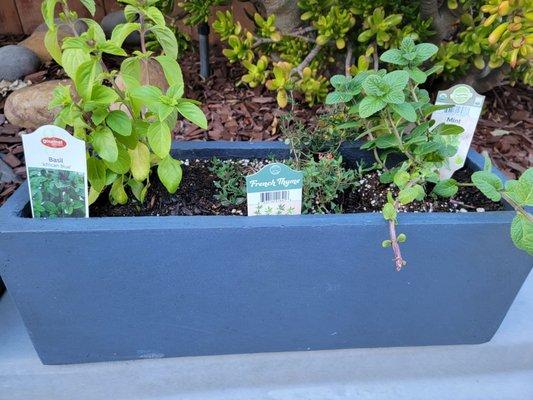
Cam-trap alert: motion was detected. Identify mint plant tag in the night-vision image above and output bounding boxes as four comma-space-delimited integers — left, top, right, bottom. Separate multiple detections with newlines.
22, 125, 89, 218
246, 163, 303, 216
431, 84, 485, 179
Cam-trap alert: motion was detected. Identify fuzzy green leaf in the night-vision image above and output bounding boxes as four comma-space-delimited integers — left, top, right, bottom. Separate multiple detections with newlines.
391, 102, 417, 122
510, 214, 533, 255
433, 179, 458, 198
382, 203, 397, 221
358, 96, 386, 118
471, 171, 503, 201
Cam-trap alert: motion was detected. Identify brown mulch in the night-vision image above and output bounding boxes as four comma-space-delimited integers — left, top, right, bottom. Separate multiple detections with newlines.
0, 44, 531, 207
473, 84, 533, 179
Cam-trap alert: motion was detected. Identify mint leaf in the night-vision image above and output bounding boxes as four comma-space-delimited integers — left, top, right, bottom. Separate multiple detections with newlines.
472, 171, 503, 201
510, 214, 533, 255
358, 96, 386, 118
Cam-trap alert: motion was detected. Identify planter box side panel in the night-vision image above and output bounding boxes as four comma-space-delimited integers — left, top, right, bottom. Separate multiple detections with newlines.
1, 218, 531, 364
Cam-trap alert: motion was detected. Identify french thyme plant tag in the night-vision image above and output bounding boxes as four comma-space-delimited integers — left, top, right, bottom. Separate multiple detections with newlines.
22, 125, 89, 218
246, 163, 303, 216
431, 84, 485, 179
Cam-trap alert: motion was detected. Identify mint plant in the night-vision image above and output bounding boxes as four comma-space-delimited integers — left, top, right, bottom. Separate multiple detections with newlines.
472, 158, 533, 255
327, 37, 466, 270
42, 0, 207, 205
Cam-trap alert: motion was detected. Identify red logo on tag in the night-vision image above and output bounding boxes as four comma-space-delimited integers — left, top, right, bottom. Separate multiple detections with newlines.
41, 137, 67, 148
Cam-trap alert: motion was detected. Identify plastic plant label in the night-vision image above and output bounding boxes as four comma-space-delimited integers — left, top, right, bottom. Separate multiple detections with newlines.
22, 125, 89, 218
431, 84, 485, 179
246, 162, 303, 216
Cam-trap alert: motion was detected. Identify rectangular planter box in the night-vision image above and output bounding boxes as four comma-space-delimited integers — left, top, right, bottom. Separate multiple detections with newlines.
0, 141, 531, 365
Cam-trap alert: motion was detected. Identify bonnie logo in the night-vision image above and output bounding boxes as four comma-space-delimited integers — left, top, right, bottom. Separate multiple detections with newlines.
450, 86, 472, 104
269, 165, 281, 175
41, 137, 67, 148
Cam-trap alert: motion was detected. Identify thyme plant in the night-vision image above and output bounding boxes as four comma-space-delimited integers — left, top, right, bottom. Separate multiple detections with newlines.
42, 0, 207, 205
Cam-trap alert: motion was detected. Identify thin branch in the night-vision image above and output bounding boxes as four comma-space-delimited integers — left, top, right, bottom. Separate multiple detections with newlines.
345, 43, 353, 76
388, 219, 406, 271
292, 43, 323, 77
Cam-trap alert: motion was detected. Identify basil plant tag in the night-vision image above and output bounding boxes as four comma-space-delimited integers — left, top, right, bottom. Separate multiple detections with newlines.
431, 84, 485, 179
246, 162, 303, 216
22, 125, 89, 218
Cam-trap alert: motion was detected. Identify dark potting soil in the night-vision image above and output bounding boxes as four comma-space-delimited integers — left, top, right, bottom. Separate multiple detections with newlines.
89, 160, 503, 218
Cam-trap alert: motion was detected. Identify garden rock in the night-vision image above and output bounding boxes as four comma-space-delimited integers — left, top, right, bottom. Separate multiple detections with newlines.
102, 11, 140, 46
0, 45, 41, 82
4, 80, 73, 130
19, 20, 87, 63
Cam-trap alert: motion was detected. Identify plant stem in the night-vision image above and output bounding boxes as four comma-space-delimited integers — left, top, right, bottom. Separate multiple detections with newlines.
388, 219, 406, 271
372, 41, 379, 71
502, 193, 533, 224
139, 13, 147, 53
291, 43, 323, 77
385, 109, 416, 163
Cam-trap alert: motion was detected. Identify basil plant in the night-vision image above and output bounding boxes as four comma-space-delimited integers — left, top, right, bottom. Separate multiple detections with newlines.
42, 0, 207, 205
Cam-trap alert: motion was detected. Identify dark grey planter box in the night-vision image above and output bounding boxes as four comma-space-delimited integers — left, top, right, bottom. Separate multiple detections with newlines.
0, 141, 531, 365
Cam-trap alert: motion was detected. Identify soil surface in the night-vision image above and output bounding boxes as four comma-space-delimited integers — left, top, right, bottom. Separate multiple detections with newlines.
90, 160, 502, 217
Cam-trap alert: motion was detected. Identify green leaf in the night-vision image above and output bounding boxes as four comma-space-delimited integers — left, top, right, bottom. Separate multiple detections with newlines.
384, 89, 405, 104
383, 70, 409, 92
62, 49, 91, 79
391, 103, 417, 122
505, 170, 533, 206
358, 96, 386, 118
363, 75, 388, 97
98, 41, 128, 56
380, 49, 407, 65
90, 85, 119, 105
41, 0, 60, 28
44, 29, 62, 64
414, 43, 439, 64
145, 6, 166, 26
375, 134, 400, 149
398, 186, 419, 205
87, 157, 107, 192
157, 156, 183, 194
155, 55, 184, 88
128, 141, 151, 181
407, 67, 427, 84
74, 59, 99, 100
393, 171, 410, 189
510, 214, 533, 255
128, 179, 148, 203
92, 127, 118, 163
330, 75, 348, 88
433, 179, 458, 198
382, 203, 397, 221
106, 110, 132, 136
120, 57, 141, 90
325, 91, 353, 105
151, 25, 179, 60
111, 23, 140, 47
433, 123, 465, 136
110, 176, 128, 205
471, 171, 503, 201
397, 233, 407, 243
91, 108, 109, 125
104, 144, 131, 174
129, 85, 162, 105
79, 0, 96, 16
147, 121, 171, 158
177, 102, 208, 129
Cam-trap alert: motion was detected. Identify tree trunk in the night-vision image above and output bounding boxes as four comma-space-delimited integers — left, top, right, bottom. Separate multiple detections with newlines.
260, 0, 301, 33
419, 0, 458, 42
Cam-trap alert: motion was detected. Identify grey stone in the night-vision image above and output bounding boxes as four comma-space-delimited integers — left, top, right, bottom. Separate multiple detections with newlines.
101, 11, 140, 46
0, 45, 41, 82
